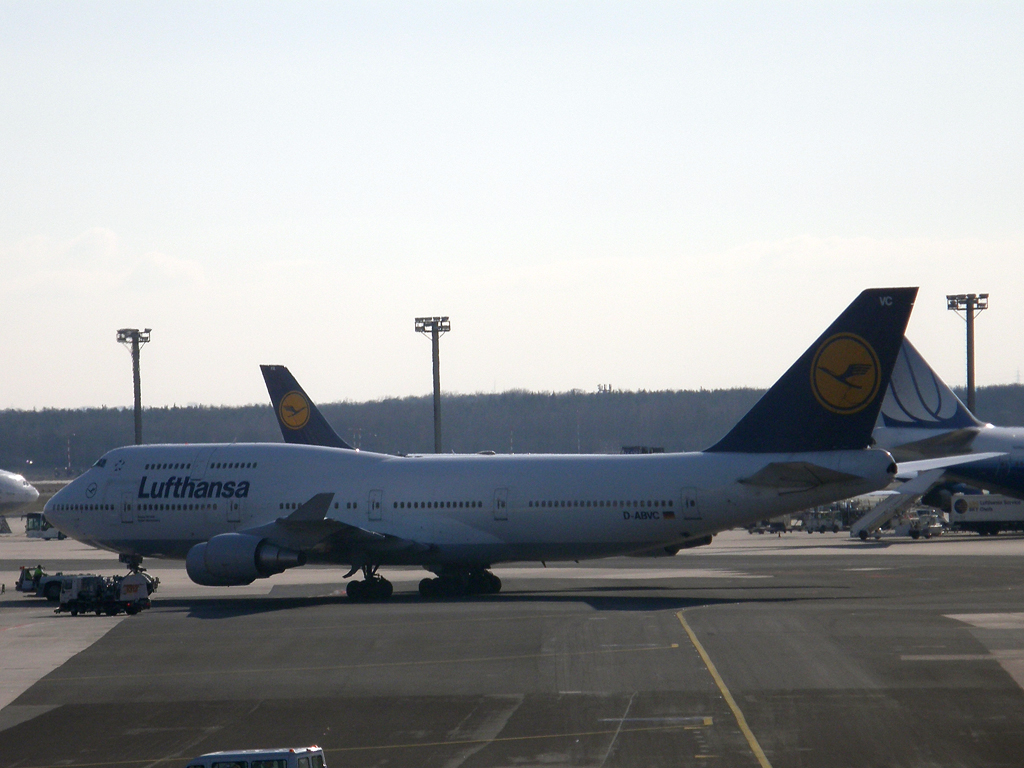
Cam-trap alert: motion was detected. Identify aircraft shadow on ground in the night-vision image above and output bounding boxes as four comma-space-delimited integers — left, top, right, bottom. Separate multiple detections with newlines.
145, 586, 831, 619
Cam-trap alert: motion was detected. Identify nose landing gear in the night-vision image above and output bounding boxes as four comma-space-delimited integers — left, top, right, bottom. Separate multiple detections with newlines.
119, 553, 145, 572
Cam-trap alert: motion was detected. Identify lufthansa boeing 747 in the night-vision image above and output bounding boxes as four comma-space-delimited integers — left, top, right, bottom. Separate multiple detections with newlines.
46, 288, 916, 600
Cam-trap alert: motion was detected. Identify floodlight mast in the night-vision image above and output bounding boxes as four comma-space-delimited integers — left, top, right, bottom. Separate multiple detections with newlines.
116, 328, 151, 445
946, 294, 988, 414
415, 316, 450, 453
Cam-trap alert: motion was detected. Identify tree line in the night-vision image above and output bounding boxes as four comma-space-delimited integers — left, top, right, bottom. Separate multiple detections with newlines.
2, 384, 1022, 480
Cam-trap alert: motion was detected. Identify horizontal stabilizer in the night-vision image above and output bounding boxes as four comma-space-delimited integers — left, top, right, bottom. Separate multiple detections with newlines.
894, 451, 1005, 479
261, 365, 354, 450
740, 461, 862, 492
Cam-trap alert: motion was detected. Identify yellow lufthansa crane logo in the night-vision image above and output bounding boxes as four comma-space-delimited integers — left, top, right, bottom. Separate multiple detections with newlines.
810, 333, 881, 414
279, 391, 311, 430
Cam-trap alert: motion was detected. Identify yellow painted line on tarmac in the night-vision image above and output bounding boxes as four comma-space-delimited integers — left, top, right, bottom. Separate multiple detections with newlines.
39, 642, 682, 683
10, 721, 712, 768
676, 610, 772, 768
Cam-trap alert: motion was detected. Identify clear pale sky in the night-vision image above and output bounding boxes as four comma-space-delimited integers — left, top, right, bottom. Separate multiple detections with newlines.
2, 2, 1022, 410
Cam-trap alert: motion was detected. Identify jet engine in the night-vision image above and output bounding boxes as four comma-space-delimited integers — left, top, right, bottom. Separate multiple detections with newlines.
186, 533, 306, 587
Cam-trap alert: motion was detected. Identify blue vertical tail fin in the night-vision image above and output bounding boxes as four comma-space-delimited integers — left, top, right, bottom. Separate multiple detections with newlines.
707, 288, 918, 453
260, 365, 354, 450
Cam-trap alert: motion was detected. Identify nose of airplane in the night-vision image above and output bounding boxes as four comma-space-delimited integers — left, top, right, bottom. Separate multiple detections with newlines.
27, 484, 40, 503
44, 491, 64, 528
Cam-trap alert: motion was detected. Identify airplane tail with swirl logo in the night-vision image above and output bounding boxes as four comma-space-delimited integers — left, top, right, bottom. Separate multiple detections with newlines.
880, 338, 982, 430
260, 365, 354, 450
707, 288, 918, 453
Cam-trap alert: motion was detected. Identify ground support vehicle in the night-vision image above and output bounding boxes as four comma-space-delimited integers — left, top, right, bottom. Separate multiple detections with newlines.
15, 567, 67, 601
949, 492, 1024, 535
803, 511, 842, 533
54, 571, 158, 616
186, 746, 326, 768
25, 512, 64, 539
906, 510, 946, 540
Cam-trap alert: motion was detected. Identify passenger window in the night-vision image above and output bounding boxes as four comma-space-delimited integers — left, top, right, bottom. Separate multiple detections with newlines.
298, 758, 310, 768
252, 762, 287, 768
312, 757, 324, 768
212, 762, 247, 768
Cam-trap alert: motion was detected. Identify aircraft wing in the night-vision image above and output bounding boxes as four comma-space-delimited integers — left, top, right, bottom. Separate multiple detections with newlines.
242, 492, 431, 559
885, 428, 982, 462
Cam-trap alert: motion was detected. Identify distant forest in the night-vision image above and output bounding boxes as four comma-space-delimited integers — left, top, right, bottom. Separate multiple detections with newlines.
3, 384, 1024, 480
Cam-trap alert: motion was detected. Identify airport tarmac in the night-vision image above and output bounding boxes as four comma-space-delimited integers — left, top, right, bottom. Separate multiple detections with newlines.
4, 529, 1024, 768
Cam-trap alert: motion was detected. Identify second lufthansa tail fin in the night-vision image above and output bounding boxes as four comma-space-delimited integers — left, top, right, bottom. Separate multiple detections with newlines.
707, 287, 918, 453
261, 365, 354, 450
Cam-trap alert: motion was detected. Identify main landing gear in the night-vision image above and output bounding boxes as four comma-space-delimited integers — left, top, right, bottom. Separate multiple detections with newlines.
346, 565, 393, 602
418, 566, 501, 598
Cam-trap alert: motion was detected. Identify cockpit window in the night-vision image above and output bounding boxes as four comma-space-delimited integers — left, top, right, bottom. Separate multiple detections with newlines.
93, 458, 107, 468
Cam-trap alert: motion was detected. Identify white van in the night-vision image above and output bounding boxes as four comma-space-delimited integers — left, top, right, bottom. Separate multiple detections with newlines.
186, 746, 326, 768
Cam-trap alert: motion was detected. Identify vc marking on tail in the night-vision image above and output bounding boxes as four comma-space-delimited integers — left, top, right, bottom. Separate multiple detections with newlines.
811, 333, 881, 414
279, 391, 311, 430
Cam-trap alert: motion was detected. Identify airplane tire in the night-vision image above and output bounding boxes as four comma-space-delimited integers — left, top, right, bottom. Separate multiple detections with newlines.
487, 573, 502, 594
419, 578, 437, 598
346, 580, 364, 601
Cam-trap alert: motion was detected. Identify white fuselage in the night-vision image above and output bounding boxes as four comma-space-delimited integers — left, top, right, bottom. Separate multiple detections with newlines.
0, 469, 40, 516
46, 443, 894, 567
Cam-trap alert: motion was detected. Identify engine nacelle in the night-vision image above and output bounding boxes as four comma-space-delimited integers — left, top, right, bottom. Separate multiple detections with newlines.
186, 533, 306, 587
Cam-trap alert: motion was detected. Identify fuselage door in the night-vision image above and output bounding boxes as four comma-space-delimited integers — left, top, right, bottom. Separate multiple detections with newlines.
120, 491, 134, 524
368, 489, 384, 521
493, 488, 509, 521
226, 498, 243, 524
680, 488, 701, 520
